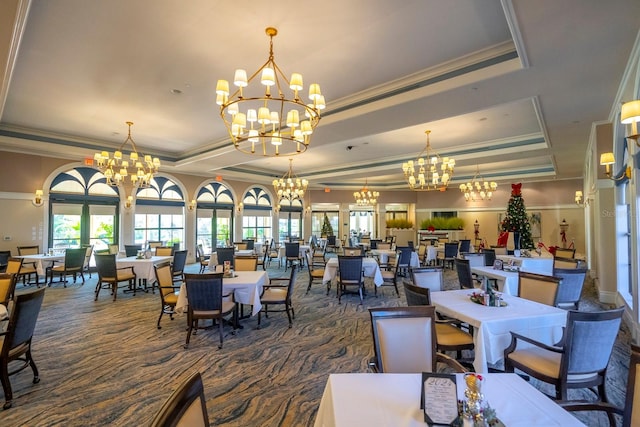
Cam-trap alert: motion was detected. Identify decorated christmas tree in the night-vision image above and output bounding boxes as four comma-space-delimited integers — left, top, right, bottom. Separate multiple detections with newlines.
500, 183, 534, 249
321, 213, 334, 236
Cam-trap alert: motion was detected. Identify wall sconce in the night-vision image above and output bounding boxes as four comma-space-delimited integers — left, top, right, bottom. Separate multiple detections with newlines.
124, 195, 133, 210
236, 202, 243, 214
621, 100, 640, 145
600, 152, 631, 180
188, 199, 196, 211
32, 189, 44, 207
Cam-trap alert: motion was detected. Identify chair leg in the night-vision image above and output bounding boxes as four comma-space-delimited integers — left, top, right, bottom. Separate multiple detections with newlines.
184, 322, 194, 348
157, 308, 164, 329
286, 303, 293, 328
218, 318, 224, 349
1, 361, 13, 409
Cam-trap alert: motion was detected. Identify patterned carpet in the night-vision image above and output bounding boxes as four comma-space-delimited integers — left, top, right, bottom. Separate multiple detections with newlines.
0, 257, 631, 426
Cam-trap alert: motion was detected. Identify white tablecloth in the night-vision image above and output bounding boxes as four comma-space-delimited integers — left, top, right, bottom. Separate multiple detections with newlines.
314, 373, 584, 427
470, 266, 519, 295
176, 270, 267, 316
15, 254, 65, 276
370, 250, 420, 268
116, 256, 173, 283
430, 289, 567, 373
207, 250, 256, 270
497, 255, 554, 275
323, 257, 384, 286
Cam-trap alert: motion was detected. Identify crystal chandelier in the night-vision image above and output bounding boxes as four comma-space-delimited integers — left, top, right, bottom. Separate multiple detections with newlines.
459, 165, 498, 201
93, 121, 160, 187
272, 159, 308, 201
216, 27, 325, 157
402, 130, 455, 191
353, 179, 379, 206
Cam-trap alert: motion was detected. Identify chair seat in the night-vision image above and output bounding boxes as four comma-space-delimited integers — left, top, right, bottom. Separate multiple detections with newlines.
19, 266, 37, 273
192, 301, 235, 317
103, 271, 136, 282
435, 323, 474, 346
164, 293, 178, 305
262, 288, 288, 303
310, 269, 324, 278
507, 347, 599, 382
381, 271, 395, 279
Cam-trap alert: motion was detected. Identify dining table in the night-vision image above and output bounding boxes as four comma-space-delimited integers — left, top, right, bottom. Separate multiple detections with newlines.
496, 254, 554, 275
14, 253, 65, 277
175, 270, 267, 316
430, 289, 567, 373
116, 255, 173, 290
470, 265, 519, 295
314, 373, 585, 427
322, 257, 384, 287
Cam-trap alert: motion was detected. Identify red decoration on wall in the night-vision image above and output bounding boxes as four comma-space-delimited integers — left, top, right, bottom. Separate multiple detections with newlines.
511, 183, 522, 196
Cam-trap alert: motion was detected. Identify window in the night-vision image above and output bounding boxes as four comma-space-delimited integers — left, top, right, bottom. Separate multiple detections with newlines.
195, 182, 235, 251
49, 167, 119, 257
278, 198, 303, 241
241, 187, 273, 243
135, 177, 185, 248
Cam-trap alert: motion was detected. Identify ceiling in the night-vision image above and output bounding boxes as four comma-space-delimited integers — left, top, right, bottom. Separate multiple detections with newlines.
0, 0, 639, 192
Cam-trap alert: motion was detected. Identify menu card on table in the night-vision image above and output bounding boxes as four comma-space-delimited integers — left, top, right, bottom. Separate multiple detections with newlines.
420, 373, 459, 426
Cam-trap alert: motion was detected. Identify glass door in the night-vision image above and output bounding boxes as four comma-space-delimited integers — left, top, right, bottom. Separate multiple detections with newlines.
196, 207, 233, 252
51, 202, 117, 260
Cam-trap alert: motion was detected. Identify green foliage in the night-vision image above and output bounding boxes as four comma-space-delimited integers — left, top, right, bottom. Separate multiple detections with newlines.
420, 217, 465, 230
321, 213, 334, 235
386, 218, 414, 229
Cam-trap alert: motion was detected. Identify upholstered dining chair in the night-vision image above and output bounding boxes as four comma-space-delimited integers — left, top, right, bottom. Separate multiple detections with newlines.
554, 256, 583, 269
0, 287, 46, 409
455, 258, 481, 289
15, 246, 39, 285
196, 244, 209, 274
554, 247, 576, 258
458, 239, 471, 253
82, 245, 93, 278
183, 273, 237, 349
155, 246, 173, 256
215, 247, 235, 269
46, 247, 85, 287
147, 241, 163, 250
108, 244, 120, 255
0, 251, 11, 273
410, 267, 444, 293
305, 250, 325, 294
505, 307, 624, 401
553, 267, 588, 309
153, 262, 180, 329
461, 252, 485, 268
482, 248, 496, 266
234, 242, 248, 251
150, 371, 210, 427
124, 244, 142, 257
0, 273, 18, 308
337, 255, 365, 305
241, 239, 255, 250
403, 282, 475, 363
258, 266, 297, 329
5, 258, 28, 287
439, 242, 459, 269
233, 255, 258, 271
379, 249, 409, 298
171, 250, 188, 285
368, 306, 465, 374
517, 271, 561, 306
560, 343, 640, 427
284, 242, 300, 271
94, 254, 137, 301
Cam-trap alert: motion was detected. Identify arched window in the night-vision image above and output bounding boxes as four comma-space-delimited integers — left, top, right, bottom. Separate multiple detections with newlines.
48, 167, 119, 253
134, 176, 185, 248
195, 182, 235, 251
242, 187, 273, 242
